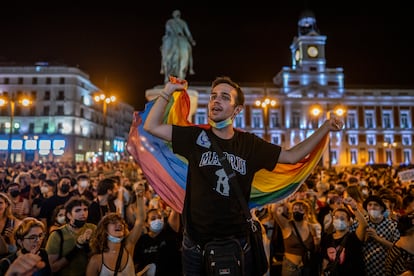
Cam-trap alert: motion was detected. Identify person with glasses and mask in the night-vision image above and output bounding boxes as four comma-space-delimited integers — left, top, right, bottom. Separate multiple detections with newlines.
0, 217, 51, 275
46, 196, 96, 276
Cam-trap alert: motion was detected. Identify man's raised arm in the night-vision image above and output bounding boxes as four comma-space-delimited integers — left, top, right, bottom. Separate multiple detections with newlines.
143, 79, 187, 141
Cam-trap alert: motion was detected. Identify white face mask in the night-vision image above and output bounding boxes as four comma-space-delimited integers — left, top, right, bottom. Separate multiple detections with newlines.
149, 219, 164, 234
368, 210, 382, 219
56, 215, 66, 225
40, 186, 49, 194
332, 219, 348, 231
79, 180, 89, 188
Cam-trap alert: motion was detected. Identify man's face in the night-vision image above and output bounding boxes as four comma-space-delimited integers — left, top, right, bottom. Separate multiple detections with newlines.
69, 204, 88, 222
208, 83, 238, 122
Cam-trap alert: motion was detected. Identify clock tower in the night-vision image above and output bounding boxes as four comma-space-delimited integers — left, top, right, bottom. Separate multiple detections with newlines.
291, 10, 326, 72
273, 10, 344, 98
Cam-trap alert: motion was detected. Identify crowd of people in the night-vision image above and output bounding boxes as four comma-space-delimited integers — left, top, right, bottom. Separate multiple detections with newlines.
0, 161, 412, 275
0, 161, 183, 276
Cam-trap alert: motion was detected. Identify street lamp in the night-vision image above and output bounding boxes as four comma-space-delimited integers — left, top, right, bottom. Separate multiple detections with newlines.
255, 97, 277, 141
94, 93, 116, 162
310, 104, 346, 168
0, 93, 32, 166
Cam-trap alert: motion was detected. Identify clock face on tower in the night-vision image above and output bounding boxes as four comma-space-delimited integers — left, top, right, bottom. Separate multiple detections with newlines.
307, 46, 318, 58
295, 49, 300, 61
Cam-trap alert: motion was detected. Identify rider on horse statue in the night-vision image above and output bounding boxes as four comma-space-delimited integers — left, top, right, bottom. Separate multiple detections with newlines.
160, 10, 196, 83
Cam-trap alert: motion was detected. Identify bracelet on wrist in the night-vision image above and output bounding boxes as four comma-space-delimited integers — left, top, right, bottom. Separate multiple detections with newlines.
159, 91, 170, 102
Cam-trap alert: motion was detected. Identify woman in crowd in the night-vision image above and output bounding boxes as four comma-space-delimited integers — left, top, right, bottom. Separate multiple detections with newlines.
320, 197, 368, 275
86, 181, 145, 275
273, 199, 321, 275
48, 204, 66, 233
0, 217, 51, 275
0, 193, 20, 259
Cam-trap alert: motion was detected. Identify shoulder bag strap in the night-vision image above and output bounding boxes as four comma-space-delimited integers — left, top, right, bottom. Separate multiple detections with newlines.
290, 221, 309, 251
205, 131, 256, 230
113, 243, 124, 276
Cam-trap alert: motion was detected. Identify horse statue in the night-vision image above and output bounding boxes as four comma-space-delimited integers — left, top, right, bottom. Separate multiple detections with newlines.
160, 10, 195, 83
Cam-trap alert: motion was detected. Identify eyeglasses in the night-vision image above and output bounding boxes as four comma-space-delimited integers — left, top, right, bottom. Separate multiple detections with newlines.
24, 233, 45, 242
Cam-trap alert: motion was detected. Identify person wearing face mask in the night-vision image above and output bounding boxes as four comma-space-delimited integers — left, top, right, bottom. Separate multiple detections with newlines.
38, 176, 73, 229
46, 196, 96, 275
274, 199, 321, 275
320, 197, 368, 275
5, 183, 30, 220
133, 206, 182, 276
349, 195, 400, 276
49, 204, 66, 233
71, 174, 94, 201
86, 183, 145, 276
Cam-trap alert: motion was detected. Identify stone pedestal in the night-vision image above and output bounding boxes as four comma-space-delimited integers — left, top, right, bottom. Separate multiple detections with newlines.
145, 87, 199, 122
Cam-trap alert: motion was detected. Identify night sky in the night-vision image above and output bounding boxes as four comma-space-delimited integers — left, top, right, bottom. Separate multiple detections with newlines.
0, 2, 411, 110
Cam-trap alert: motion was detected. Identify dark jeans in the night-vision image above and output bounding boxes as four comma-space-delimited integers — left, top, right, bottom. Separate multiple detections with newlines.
182, 231, 253, 275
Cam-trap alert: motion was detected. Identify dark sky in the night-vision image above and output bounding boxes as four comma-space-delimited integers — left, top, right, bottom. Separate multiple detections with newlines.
0, 2, 411, 110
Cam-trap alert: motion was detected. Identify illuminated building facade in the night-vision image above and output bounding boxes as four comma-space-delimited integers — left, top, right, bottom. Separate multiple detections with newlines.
188, 11, 414, 168
0, 63, 134, 164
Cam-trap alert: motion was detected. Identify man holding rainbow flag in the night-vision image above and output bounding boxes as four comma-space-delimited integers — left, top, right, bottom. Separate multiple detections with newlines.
127, 76, 344, 275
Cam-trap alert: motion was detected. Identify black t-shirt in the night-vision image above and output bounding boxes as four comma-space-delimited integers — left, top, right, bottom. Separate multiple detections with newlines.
320, 231, 366, 275
133, 223, 182, 275
38, 194, 72, 226
87, 200, 117, 225
172, 126, 281, 245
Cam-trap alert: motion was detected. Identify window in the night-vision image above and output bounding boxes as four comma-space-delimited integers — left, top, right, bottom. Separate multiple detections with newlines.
368, 150, 375, 163
365, 111, 374, 128
291, 111, 300, 128
80, 108, 84, 118
404, 150, 411, 164
367, 135, 375, 146
269, 110, 280, 128
43, 123, 49, 133
347, 112, 356, 128
349, 134, 358, 146
18, 77, 23, 84
195, 109, 207, 125
59, 77, 65, 84
32, 77, 37, 84
331, 150, 338, 165
29, 123, 34, 133
401, 112, 410, 128
384, 135, 393, 144
252, 109, 262, 128
350, 150, 358, 165
382, 112, 391, 128
46, 77, 51, 84
43, 106, 49, 116
57, 91, 65, 100
234, 110, 244, 128
402, 135, 411, 146
57, 106, 64, 115
271, 135, 280, 145
44, 91, 50, 100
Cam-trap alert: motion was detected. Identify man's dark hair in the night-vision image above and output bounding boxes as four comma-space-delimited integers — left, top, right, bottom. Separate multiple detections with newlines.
211, 76, 244, 106
97, 177, 115, 196
64, 196, 90, 214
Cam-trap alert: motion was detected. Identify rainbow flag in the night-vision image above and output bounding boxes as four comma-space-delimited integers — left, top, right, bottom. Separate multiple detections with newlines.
127, 90, 328, 213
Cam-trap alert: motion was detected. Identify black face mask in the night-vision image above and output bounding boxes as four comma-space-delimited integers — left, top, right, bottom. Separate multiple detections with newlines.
60, 184, 70, 194
9, 190, 19, 198
72, 219, 86, 228
293, 211, 304, 222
